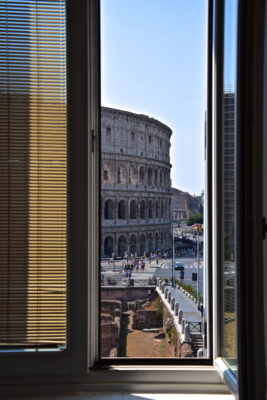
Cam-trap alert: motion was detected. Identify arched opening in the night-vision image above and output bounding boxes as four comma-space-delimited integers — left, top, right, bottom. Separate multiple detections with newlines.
160, 232, 164, 251
106, 127, 111, 143
104, 236, 114, 257
155, 233, 160, 251
164, 201, 167, 218
118, 200, 126, 219
148, 233, 153, 252
154, 169, 158, 186
118, 235, 127, 256
129, 165, 138, 184
131, 131, 135, 144
117, 164, 126, 184
139, 166, 145, 184
129, 235, 137, 255
156, 201, 160, 218
161, 201, 164, 218
147, 168, 152, 185
148, 200, 153, 219
103, 163, 112, 183
159, 170, 162, 186
140, 200, 146, 219
130, 200, 137, 219
104, 199, 114, 219
140, 234, 146, 255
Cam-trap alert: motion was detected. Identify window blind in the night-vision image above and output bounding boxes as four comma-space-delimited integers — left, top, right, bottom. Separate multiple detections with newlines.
0, 0, 67, 349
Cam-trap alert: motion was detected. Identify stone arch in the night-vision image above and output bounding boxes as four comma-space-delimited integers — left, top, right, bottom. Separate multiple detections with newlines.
161, 201, 164, 218
154, 169, 158, 186
104, 236, 114, 257
148, 233, 153, 252
140, 200, 146, 219
139, 166, 145, 184
129, 234, 137, 255
148, 200, 153, 219
118, 200, 127, 219
118, 235, 127, 256
103, 163, 112, 183
156, 200, 160, 218
164, 201, 168, 218
131, 131, 136, 145
155, 232, 160, 251
140, 234, 146, 255
160, 232, 164, 251
106, 126, 111, 143
147, 168, 153, 186
129, 165, 138, 185
164, 170, 168, 187
159, 169, 162, 186
130, 200, 137, 219
104, 199, 114, 219
117, 164, 127, 184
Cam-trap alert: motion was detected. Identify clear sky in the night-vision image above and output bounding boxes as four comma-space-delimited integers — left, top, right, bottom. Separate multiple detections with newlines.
101, 0, 208, 195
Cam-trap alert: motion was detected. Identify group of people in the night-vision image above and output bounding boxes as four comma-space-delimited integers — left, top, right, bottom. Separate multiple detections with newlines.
123, 257, 146, 277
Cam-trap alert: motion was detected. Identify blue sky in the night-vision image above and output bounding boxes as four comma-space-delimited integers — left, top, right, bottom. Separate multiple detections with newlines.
101, 0, 208, 195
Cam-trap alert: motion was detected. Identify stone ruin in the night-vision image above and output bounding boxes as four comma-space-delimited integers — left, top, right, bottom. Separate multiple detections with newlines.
100, 300, 122, 357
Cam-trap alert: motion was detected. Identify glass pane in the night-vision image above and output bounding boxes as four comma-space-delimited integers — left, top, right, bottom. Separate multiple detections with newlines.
0, 0, 67, 351
222, 0, 238, 373
100, 0, 208, 360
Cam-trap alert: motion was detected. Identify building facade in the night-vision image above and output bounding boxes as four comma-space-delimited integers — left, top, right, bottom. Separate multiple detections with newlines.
101, 107, 172, 257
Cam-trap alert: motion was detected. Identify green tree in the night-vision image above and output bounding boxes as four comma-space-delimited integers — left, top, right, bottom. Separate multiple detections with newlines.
187, 214, 203, 225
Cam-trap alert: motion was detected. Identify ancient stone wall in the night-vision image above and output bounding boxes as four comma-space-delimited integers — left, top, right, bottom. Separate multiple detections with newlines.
132, 310, 161, 330
100, 299, 122, 357
101, 286, 156, 304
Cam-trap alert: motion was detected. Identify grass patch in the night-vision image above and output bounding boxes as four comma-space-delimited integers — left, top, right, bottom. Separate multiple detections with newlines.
175, 279, 203, 303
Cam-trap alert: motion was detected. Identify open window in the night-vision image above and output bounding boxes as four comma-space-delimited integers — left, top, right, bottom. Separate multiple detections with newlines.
0, 0, 266, 398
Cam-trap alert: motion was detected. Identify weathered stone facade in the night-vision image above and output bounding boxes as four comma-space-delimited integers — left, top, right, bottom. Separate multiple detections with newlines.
171, 188, 203, 222
101, 107, 172, 257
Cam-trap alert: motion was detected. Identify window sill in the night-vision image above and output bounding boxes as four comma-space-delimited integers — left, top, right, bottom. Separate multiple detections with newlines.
0, 365, 232, 396
3, 394, 235, 400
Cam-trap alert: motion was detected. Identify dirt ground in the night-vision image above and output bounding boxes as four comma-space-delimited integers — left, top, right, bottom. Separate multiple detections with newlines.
125, 310, 174, 358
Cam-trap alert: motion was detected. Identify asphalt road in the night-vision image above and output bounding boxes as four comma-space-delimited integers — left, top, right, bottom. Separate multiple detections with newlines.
154, 257, 204, 296
101, 257, 204, 296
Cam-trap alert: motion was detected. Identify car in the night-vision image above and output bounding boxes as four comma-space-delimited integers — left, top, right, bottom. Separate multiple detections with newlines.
174, 262, 184, 271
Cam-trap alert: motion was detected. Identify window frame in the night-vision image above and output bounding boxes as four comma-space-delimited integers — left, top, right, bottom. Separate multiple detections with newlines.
1, 0, 267, 397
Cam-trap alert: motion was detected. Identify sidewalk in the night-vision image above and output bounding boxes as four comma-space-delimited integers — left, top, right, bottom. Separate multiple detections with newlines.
157, 285, 202, 323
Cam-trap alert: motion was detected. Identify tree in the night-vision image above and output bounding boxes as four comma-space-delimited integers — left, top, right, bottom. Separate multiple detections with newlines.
187, 214, 203, 226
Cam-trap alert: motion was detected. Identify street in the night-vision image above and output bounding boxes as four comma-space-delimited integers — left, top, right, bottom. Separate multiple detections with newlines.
101, 257, 204, 296
155, 257, 204, 296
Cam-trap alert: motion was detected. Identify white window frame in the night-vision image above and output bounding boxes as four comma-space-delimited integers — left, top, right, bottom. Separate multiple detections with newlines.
0, 0, 267, 397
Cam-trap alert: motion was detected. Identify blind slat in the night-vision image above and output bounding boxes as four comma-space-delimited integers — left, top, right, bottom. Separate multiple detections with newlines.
0, 0, 67, 350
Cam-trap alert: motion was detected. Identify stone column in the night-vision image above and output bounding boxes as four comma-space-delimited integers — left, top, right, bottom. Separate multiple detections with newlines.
178, 309, 183, 324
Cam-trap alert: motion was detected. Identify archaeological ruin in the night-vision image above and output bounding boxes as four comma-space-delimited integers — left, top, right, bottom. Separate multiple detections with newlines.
101, 106, 172, 257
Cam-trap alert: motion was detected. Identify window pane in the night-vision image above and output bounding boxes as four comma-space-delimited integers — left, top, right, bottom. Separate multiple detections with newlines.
100, 0, 208, 359
0, 0, 67, 350
222, 0, 238, 373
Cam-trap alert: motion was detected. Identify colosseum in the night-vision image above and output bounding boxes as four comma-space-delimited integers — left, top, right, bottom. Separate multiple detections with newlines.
101, 106, 172, 257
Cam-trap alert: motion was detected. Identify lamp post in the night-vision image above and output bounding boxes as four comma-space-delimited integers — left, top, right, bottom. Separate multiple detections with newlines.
172, 221, 175, 288
112, 252, 115, 272
196, 224, 200, 307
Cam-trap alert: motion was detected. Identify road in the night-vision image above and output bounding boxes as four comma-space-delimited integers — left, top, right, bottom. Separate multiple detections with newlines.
154, 257, 204, 296
101, 257, 204, 296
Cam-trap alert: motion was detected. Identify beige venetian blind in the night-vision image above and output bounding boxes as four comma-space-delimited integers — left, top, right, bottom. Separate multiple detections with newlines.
0, 0, 67, 349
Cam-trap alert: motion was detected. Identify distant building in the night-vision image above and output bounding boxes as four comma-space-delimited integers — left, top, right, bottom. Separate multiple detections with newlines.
223, 91, 236, 257
171, 188, 203, 222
